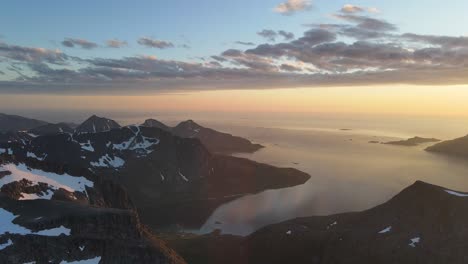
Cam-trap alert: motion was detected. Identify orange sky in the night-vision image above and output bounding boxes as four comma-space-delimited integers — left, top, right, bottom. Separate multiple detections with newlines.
1, 85, 468, 117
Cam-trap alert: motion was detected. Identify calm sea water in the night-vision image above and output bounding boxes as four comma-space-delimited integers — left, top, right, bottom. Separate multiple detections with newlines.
7, 110, 468, 236
197, 125, 468, 235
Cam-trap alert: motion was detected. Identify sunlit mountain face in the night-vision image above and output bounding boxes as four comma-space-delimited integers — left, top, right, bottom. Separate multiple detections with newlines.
1, 1, 468, 263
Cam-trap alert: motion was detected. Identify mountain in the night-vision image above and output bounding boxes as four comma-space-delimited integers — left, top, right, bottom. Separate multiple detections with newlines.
385, 136, 441, 146
0, 113, 47, 132
168, 181, 468, 264
74, 115, 121, 134
0, 157, 185, 263
28, 122, 74, 136
426, 134, 468, 158
143, 119, 264, 154
0, 131, 34, 145
0, 125, 310, 228
142, 118, 171, 131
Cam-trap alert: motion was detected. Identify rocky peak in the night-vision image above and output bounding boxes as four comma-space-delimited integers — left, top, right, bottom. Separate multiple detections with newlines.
75, 115, 121, 134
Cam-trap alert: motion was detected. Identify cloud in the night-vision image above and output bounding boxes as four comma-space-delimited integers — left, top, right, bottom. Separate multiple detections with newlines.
280, 63, 302, 72
258, 30, 278, 42
333, 14, 397, 32
258, 30, 295, 41
235, 41, 256, 46
341, 4, 365, 13
61, 38, 98, 49
0, 42, 69, 64
137, 37, 174, 49
274, 0, 312, 15
106, 39, 128, 48
402, 33, 468, 48
278, 30, 295, 40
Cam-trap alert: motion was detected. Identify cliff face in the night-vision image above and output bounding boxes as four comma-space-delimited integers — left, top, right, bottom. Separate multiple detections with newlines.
168, 181, 468, 264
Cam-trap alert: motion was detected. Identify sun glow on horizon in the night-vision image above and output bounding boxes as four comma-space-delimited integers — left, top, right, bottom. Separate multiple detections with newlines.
1, 85, 468, 118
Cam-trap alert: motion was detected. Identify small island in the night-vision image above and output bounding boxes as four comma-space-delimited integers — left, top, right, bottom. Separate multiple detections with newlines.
384, 136, 441, 146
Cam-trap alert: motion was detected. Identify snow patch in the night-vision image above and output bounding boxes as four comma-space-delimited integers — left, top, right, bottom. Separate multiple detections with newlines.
378, 226, 392, 234
0, 239, 13, 251
19, 189, 55, 200
113, 126, 159, 157
178, 169, 189, 182
90, 154, 125, 169
0, 208, 33, 235
60, 256, 101, 264
409, 237, 420, 247
445, 190, 468, 197
0, 163, 93, 199
27, 152, 47, 161
36, 226, 70, 236
326, 221, 337, 229
80, 140, 94, 152
0, 148, 13, 155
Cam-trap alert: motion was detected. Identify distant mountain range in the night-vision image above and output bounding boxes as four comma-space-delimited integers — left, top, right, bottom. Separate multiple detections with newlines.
168, 181, 468, 264
0, 113, 263, 154
143, 119, 264, 154
0, 113, 48, 132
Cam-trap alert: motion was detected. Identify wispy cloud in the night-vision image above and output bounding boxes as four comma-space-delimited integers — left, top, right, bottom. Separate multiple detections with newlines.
235, 41, 256, 46
341, 4, 365, 13
274, 0, 312, 15
61, 38, 98, 49
106, 39, 128, 48
258, 30, 295, 41
137, 37, 174, 49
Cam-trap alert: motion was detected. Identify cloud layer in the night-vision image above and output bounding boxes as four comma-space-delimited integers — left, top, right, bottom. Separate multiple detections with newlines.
1, 5, 468, 94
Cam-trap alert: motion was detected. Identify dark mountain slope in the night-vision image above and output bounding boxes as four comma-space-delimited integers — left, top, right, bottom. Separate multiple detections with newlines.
29, 122, 74, 136
426, 134, 468, 158
143, 118, 263, 154
142, 118, 171, 131
0, 113, 47, 132
75, 115, 121, 134
168, 181, 468, 264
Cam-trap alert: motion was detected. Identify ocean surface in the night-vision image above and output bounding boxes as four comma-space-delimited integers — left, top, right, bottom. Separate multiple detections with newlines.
9, 110, 468, 236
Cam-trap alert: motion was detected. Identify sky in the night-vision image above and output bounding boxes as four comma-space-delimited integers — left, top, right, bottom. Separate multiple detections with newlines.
1, 0, 468, 117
